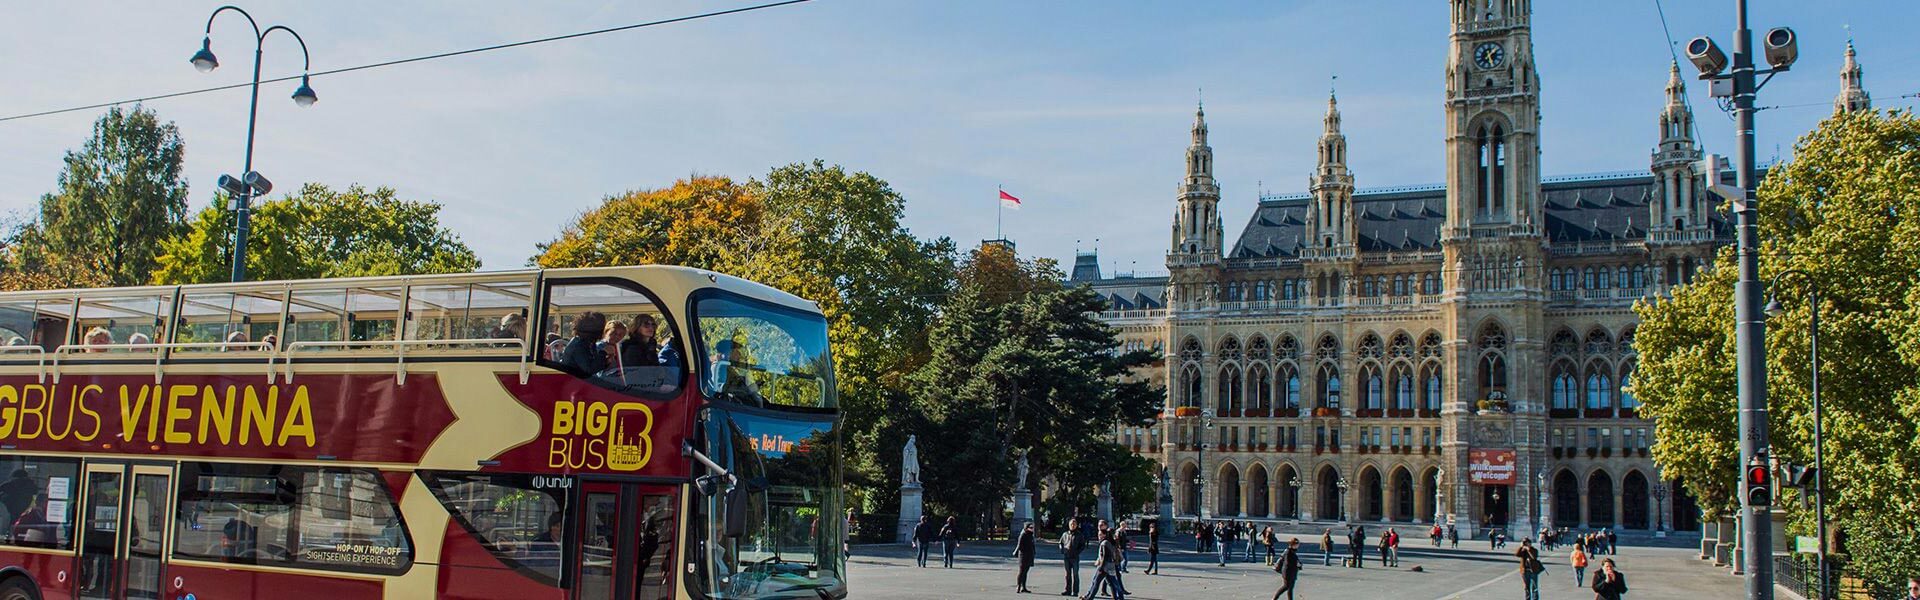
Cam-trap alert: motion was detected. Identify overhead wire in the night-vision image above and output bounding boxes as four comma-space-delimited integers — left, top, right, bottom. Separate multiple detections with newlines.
0, 0, 812, 124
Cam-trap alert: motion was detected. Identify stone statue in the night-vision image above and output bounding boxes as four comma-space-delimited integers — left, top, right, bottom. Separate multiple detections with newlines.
901, 435, 921, 486
1014, 452, 1030, 490
1159, 467, 1172, 497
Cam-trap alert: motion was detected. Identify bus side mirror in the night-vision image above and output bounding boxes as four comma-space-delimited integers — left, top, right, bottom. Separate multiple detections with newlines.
724, 485, 748, 539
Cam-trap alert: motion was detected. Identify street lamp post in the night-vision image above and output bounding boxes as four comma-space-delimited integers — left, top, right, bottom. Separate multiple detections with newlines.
1536, 471, 1547, 539
1285, 475, 1299, 520
1767, 269, 1825, 599
1336, 477, 1350, 524
1197, 409, 1215, 519
1684, 4, 1798, 597
192, 5, 318, 283
1653, 482, 1669, 537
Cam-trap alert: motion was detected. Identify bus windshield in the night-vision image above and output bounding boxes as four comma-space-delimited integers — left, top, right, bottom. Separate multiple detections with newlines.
694, 293, 834, 410
700, 408, 845, 598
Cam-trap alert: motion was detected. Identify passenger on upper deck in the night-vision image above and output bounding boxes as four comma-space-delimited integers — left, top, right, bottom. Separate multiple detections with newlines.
493, 313, 527, 341
83, 327, 113, 352
559, 311, 609, 374
225, 331, 250, 351
597, 320, 628, 371
620, 315, 664, 367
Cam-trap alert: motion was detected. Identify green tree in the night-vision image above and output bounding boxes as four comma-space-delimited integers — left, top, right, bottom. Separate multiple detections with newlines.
152, 183, 479, 283
533, 176, 760, 269
1632, 110, 1920, 594
910, 245, 1161, 527
5, 106, 188, 287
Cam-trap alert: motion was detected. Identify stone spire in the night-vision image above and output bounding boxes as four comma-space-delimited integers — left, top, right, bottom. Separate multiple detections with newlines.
1835, 41, 1871, 114
1172, 99, 1222, 259
1186, 100, 1214, 184
1307, 88, 1356, 256
1659, 62, 1693, 145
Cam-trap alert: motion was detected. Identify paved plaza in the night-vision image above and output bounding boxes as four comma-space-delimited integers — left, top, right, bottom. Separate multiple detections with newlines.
848, 538, 1740, 599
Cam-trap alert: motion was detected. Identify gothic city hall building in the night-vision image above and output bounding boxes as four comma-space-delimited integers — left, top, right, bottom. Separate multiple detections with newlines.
1080, 1, 1874, 537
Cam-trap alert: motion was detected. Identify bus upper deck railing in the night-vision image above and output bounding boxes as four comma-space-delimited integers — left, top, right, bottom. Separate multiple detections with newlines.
1, 338, 530, 386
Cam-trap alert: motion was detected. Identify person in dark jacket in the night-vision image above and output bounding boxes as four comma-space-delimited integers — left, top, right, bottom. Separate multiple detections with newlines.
558, 311, 608, 374
911, 516, 934, 567
1348, 526, 1366, 568
1061, 517, 1084, 596
1196, 520, 1214, 553
1515, 538, 1544, 600
939, 516, 960, 568
1143, 521, 1161, 575
1590, 558, 1628, 600
1080, 529, 1124, 600
1217, 521, 1234, 566
619, 314, 664, 368
1012, 523, 1037, 593
1270, 538, 1303, 600
1606, 528, 1618, 555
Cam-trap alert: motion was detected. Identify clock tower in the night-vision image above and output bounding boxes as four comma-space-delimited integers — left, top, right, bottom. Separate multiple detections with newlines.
1440, 0, 1549, 538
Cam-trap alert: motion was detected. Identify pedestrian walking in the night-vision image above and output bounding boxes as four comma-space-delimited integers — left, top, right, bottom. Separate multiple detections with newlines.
1606, 528, 1618, 555
1115, 523, 1131, 573
1013, 523, 1037, 593
1386, 528, 1401, 567
1378, 529, 1392, 567
1431, 523, 1443, 547
939, 516, 959, 568
1448, 524, 1459, 549
1060, 518, 1084, 597
1589, 558, 1628, 600
1320, 529, 1334, 566
1515, 538, 1545, 600
1347, 526, 1365, 568
1244, 522, 1258, 561
911, 516, 933, 567
1081, 528, 1125, 600
1270, 538, 1303, 600
1570, 544, 1589, 587
1197, 521, 1213, 554
1143, 521, 1161, 575
1262, 525, 1278, 565
1217, 522, 1233, 566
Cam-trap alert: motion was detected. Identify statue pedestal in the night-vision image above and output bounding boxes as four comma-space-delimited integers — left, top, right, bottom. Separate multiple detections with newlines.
1097, 485, 1113, 523
897, 484, 923, 544
1011, 490, 1034, 540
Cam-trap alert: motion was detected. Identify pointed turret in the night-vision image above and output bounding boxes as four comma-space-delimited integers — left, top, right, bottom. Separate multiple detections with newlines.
1651, 62, 1705, 244
1659, 62, 1693, 145
1171, 100, 1222, 260
1835, 41, 1871, 114
1306, 90, 1356, 257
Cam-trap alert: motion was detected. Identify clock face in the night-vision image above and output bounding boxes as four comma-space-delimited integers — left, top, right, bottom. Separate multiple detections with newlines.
1474, 42, 1505, 69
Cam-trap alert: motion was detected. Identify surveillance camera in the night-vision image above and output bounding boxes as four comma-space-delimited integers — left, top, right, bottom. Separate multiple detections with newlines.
1763, 27, 1797, 70
1685, 36, 1727, 77
242, 171, 273, 196
217, 174, 248, 197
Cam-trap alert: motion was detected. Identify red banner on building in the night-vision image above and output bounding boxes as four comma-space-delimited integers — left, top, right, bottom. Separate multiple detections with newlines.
1468, 448, 1516, 485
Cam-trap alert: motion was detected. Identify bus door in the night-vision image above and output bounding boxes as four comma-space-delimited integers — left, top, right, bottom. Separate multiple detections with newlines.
572, 481, 678, 600
75, 463, 173, 600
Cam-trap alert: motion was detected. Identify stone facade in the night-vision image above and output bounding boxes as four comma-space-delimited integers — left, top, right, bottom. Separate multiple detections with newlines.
1073, 2, 1871, 538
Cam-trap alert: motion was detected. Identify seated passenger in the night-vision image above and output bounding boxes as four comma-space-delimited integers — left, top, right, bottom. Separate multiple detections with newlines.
127, 332, 150, 347
620, 315, 664, 367
597, 321, 628, 372
558, 312, 608, 374
260, 334, 278, 350
493, 313, 527, 341
711, 339, 760, 401
225, 330, 250, 351
83, 327, 113, 352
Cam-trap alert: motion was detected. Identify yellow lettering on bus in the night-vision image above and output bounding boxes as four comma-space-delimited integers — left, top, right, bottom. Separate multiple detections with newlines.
278, 386, 314, 447
73, 385, 102, 442
16, 385, 46, 440
164, 385, 197, 444
0, 385, 16, 439
552, 401, 575, 435
198, 385, 236, 445
44, 385, 75, 441
584, 402, 608, 437
118, 385, 152, 442
240, 386, 277, 446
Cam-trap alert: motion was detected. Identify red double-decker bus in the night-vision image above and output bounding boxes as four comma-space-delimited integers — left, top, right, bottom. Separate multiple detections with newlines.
0, 266, 846, 600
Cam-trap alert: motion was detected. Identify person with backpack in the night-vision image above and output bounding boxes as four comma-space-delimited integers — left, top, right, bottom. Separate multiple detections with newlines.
1081, 528, 1126, 600
1270, 538, 1304, 600
1515, 538, 1546, 600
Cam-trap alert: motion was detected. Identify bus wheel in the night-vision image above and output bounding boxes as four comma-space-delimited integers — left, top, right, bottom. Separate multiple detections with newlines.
0, 577, 36, 600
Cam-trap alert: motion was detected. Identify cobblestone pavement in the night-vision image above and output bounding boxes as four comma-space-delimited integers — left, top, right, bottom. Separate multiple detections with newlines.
846, 539, 1742, 599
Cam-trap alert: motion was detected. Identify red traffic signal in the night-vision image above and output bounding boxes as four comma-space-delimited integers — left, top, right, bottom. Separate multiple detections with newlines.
1746, 465, 1771, 486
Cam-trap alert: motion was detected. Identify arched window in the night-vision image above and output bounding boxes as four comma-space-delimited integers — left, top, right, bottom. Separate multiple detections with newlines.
1248, 363, 1272, 411
1586, 370, 1614, 410
1551, 365, 1578, 410
1619, 363, 1639, 410
1363, 365, 1384, 411
1318, 364, 1342, 409
1218, 364, 1243, 414
1476, 121, 1508, 219
1479, 353, 1507, 398
1421, 363, 1442, 412
1281, 364, 1301, 409
1393, 365, 1415, 411
1180, 364, 1203, 408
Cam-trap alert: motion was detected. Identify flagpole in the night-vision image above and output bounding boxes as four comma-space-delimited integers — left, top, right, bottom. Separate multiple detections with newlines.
997, 185, 1003, 240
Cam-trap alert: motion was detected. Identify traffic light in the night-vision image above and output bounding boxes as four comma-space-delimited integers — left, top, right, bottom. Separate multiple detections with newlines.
1745, 463, 1772, 507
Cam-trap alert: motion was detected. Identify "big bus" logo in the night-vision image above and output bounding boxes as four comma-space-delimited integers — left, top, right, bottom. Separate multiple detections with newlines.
548, 400, 652, 471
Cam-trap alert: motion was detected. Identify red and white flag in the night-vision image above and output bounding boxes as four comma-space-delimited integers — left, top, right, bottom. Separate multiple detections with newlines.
998, 189, 1022, 210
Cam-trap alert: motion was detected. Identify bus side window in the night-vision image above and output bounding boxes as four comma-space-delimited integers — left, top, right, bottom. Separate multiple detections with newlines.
174, 291, 285, 353
420, 472, 571, 586
539, 281, 685, 400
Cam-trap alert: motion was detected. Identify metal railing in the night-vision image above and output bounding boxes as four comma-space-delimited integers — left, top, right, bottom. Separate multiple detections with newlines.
7, 339, 527, 386
283, 338, 528, 385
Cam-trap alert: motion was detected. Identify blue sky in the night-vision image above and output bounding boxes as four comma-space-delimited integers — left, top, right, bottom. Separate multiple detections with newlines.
1, 1, 1912, 277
